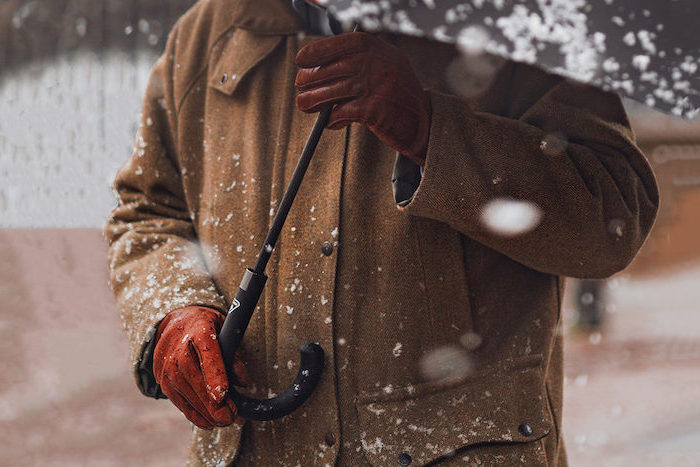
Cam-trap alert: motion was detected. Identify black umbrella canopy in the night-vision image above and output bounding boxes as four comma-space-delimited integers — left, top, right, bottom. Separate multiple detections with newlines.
326, 0, 699, 119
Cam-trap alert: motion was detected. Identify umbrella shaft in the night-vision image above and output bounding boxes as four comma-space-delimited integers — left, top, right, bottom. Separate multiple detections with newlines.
254, 107, 332, 274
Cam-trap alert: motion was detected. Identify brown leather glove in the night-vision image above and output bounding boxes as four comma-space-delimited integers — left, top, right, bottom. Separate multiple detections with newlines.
153, 306, 250, 429
295, 32, 432, 166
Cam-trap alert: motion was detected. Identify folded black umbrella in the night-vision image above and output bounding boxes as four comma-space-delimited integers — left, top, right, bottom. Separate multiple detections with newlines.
326, 0, 699, 119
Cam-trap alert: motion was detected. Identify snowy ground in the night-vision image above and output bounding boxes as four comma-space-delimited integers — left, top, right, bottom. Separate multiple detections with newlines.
1, 229, 699, 466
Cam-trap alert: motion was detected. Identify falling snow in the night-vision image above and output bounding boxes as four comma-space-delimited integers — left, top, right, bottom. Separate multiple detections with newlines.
419, 345, 473, 381
481, 198, 543, 237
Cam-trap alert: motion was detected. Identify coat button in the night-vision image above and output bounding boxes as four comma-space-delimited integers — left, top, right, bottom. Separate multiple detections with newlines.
221, 73, 228, 84
397, 453, 412, 465
324, 432, 336, 446
518, 423, 533, 436
321, 241, 334, 256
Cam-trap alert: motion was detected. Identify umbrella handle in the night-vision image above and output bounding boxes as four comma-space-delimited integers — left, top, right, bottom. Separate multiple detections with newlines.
215, 25, 361, 419
218, 268, 325, 421
216, 106, 332, 421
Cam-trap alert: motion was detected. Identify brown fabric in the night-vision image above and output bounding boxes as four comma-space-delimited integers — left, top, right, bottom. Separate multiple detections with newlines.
152, 306, 249, 429
295, 32, 431, 166
103, 0, 659, 465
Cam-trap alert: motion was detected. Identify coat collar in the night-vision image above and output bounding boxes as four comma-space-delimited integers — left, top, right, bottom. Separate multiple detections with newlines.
226, 0, 306, 35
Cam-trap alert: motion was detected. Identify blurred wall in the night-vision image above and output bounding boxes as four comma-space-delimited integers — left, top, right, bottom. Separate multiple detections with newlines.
626, 103, 700, 275
0, 0, 197, 227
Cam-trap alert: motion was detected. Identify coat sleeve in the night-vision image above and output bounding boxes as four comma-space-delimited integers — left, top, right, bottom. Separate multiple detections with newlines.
103, 23, 227, 398
397, 61, 659, 279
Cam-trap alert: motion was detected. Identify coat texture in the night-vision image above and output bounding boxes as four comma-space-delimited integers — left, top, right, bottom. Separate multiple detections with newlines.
103, 0, 659, 465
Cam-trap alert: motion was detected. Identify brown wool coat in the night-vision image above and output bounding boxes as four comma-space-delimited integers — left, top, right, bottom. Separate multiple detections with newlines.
103, 0, 659, 465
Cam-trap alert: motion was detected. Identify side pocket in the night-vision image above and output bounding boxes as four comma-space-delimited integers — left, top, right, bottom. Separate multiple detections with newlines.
354, 355, 554, 466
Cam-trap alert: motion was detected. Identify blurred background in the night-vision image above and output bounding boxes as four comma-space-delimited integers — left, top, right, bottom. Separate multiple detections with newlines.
1, 1, 699, 465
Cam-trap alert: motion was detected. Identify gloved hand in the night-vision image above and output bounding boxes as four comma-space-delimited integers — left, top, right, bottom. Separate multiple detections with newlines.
153, 306, 250, 429
295, 32, 432, 166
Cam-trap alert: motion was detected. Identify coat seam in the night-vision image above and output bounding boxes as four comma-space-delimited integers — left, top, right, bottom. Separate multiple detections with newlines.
264, 36, 298, 453
546, 275, 564, 375
540, 437, 551, 467
331, 124, 353, 467
411, 217, 437, 344
544, 381, 560, 463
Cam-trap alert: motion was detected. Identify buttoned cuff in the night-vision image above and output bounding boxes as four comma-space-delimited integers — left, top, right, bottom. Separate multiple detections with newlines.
394, 89, 482, 225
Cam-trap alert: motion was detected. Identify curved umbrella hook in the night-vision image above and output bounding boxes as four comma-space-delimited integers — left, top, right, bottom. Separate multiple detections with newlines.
218, 269, 325, 421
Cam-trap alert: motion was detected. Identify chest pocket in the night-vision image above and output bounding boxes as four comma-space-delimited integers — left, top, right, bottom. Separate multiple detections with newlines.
208, 28, 283, 96
354, 355, 554, 466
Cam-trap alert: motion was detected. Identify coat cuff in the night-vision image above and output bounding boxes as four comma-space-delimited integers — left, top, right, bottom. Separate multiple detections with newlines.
395, 90, 481, 226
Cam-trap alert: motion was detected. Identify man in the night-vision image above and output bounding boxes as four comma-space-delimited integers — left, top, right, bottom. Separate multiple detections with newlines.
104, 0, 658, 465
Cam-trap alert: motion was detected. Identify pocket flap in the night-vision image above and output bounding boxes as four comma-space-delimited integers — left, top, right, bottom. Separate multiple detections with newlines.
354, 355, 553, 466
209, 29, 282, 96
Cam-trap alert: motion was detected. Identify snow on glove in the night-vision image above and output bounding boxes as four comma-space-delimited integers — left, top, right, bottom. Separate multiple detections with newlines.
295, 32, 432, 166
153, 306, 250, 429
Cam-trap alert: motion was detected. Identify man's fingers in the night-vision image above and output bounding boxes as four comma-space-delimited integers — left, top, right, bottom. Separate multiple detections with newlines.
161, 374, 216, 429
191, 324, 229, 403
295, 32, 370, 68
296, 78, 365, 113
327, 99, 368, 130
174, 360, 235, 427
170, 364, 222, 426
295, 55, 362, 92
